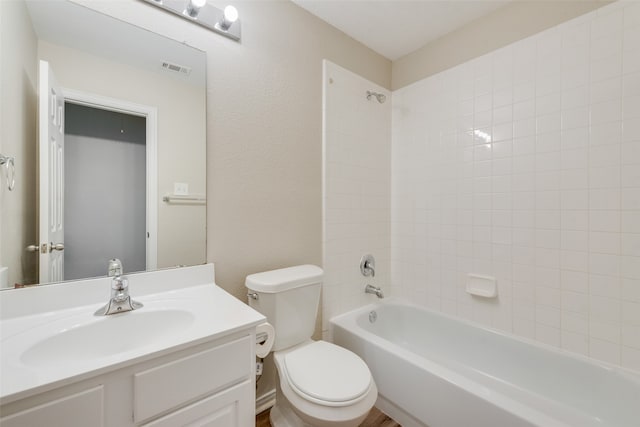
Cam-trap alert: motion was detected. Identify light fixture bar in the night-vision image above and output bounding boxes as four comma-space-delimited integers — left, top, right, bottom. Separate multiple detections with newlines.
141, 0, 241, 42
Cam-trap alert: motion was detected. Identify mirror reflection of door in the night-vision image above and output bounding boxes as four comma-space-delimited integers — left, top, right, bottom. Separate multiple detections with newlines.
38, 60, 64, 284
64, 103, 146, 280
38, 60, 156, 283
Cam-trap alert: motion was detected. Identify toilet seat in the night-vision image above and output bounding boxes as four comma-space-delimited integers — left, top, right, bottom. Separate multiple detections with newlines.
272, 341, 378, 427
279, 341, 373, 407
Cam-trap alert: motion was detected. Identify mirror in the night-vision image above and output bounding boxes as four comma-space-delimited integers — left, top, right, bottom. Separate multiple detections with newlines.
0, 0, 207, 289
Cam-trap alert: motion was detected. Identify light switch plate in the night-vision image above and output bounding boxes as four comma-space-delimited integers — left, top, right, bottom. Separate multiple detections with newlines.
174, 182, 188, 196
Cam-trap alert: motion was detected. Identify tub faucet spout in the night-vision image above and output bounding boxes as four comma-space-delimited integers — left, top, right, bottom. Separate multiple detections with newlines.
365, 284, 384, 299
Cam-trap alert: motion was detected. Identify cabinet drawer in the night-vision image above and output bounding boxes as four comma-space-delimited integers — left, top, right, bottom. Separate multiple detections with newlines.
142, 380, 253, 427
0, 385, 103, 427
134, 335, 252, 422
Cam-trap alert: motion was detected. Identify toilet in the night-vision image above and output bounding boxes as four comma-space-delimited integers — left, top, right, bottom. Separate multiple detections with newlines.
246, 265, 377, 427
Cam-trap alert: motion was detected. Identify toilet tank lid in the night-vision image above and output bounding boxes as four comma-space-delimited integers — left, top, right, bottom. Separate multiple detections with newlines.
245, 265, 323, 293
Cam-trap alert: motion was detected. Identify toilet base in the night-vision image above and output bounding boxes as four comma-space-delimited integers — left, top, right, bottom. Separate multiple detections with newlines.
270, 369, 373, 427
270, 403, 311, 427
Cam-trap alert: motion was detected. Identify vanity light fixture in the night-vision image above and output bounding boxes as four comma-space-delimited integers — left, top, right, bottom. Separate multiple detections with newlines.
141, 0, 241, 42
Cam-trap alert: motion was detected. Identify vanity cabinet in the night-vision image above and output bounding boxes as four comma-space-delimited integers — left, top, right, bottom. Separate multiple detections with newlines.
0, 332, 256, 427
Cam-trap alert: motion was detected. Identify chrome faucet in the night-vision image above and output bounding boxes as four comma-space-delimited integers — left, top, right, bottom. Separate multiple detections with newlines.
360, 254, 376, 277
365, 284, 384, 299
95, 260, 143, 316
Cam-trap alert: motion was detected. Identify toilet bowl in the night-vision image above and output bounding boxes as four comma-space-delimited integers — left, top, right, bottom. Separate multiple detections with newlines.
271, 341, 378, 427
246, 265, 377, 427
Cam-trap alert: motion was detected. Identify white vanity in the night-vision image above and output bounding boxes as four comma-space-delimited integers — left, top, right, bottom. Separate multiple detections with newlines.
0, 264, 265, 427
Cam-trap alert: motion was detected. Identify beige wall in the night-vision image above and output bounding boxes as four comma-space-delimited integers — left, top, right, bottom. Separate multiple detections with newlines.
38, 41, 207, 271
392, 0, 614, 90
0, 0, 38, 287
74, 0, 391, 300
204, 0, 391, 303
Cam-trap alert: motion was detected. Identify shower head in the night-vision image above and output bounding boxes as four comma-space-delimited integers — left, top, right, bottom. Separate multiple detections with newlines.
366, 90, 386, 104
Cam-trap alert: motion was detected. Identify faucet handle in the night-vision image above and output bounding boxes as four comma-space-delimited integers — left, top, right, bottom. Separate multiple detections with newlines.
360, 254, 376, 277
108, 258, 123, 277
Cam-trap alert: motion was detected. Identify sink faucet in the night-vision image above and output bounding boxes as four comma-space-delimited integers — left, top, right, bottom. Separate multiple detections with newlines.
365, 284, 384, 299
95, 261, 143, 316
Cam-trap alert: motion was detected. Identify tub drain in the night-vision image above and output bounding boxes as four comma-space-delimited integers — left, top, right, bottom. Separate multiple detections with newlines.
369, 310, 377, 323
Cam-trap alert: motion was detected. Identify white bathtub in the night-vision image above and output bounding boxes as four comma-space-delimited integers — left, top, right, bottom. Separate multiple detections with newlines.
330, 301, 640, 427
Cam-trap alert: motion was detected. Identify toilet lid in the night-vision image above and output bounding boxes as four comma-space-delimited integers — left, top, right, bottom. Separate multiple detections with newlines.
283, 341, 372, 405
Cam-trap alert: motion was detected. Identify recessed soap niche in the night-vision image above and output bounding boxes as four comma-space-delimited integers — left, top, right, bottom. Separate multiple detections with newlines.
466, 274, 497, 298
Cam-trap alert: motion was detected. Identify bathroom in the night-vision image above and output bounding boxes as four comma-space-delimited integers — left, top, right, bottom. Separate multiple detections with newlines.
1, 0, 639, 426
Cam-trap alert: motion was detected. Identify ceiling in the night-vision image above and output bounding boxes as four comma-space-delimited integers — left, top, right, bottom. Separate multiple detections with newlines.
292, 0, 511, 61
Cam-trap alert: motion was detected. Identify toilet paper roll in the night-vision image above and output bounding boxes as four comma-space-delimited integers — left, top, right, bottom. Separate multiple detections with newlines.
255, 322, 275, 358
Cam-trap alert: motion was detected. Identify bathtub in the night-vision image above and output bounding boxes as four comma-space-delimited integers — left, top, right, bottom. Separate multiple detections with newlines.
330, 301, 640, 427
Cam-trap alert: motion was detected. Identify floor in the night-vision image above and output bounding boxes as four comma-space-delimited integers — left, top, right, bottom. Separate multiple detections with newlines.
256, 406, 401, 427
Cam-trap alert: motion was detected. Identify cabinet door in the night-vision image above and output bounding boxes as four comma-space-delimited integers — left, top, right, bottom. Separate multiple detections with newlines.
134, 336, 252, 422
0, 386, 104, 427
142, 380, 253, 427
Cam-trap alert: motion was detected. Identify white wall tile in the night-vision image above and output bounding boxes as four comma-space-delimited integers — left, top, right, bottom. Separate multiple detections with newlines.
590, 337, 621, 364
562, 270, 589, 293
589, 231, 621, 254
323, 61, 391, 333
589, 189, 621, 210
621, 345, 640, 371
589, 166, 621, 189
623, 71, 640, 96
591, 77, 622, 104
589, 318, 621, 343
623, 47, 640, 74
389, 3, 640, 372
590, 273, 620, 299
622, 188, 640, 209
621, 233, 640, 256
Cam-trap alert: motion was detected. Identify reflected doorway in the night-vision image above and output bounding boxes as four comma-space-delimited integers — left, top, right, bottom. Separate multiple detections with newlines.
64, 103, 146, 280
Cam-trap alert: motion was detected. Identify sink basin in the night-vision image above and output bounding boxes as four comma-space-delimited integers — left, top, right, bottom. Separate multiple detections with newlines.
20, 309, 195, 367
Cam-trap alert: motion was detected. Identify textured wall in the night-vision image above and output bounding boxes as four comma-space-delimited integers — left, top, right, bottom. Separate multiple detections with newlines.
0, 0, 38, 287
392, 1, 640, 371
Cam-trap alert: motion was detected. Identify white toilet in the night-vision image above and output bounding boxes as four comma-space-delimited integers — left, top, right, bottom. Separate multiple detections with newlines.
246, 265, 377, 427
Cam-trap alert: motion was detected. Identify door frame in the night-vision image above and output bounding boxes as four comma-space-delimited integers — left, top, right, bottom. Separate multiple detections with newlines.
62, 88, 158, 270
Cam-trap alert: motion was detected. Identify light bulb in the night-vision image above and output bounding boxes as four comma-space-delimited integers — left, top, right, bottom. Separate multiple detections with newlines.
219, 5, 238, 30
186, 0, 206, 17
223, 5, 238, 23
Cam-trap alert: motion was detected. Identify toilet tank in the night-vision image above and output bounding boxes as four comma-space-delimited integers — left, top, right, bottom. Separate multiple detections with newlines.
245, 265, 323, 351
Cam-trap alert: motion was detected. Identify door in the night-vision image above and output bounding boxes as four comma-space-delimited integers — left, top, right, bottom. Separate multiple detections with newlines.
38, 60, 65, 283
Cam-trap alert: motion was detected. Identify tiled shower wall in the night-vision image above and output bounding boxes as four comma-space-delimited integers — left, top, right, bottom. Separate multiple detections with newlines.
322, 61, 391, 338
392, 2, 640, 370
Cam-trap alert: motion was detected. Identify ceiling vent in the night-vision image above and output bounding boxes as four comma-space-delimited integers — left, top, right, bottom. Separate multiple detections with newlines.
161, 61, 192, 75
